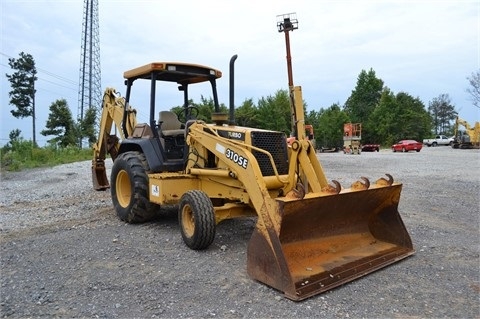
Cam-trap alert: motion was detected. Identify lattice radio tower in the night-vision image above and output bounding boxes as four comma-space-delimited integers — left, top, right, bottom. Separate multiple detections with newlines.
78, 0, 101, 147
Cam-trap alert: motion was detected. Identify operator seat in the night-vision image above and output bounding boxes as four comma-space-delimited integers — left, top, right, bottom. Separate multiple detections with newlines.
158, 111, 185, 160
158, 111, 184, 136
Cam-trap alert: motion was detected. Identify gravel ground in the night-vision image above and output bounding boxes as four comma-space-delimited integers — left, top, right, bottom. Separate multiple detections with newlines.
0, 146, 479, 318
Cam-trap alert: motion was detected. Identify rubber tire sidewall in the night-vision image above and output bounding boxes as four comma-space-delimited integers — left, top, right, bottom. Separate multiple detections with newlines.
111, 151, 158, 223
178, 190, 215, 250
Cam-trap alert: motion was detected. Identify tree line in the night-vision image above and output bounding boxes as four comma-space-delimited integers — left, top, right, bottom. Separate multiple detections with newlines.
4, 52, 480, 150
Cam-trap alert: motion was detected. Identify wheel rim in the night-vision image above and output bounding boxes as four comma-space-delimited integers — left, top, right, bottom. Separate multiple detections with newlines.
181, 205, 195, 238
116, 169, 131, 208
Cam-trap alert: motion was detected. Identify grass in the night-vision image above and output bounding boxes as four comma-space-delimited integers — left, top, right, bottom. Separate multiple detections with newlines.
1, 140, 92, 172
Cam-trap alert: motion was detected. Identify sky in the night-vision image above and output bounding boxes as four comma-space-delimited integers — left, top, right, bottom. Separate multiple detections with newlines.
1, 0, 479, 146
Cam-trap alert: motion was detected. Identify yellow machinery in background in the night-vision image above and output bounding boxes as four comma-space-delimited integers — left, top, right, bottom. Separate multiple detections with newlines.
452, 116, 480, 149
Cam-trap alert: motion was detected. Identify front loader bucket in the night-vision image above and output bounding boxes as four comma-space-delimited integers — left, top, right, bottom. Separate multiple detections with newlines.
247, 183, 414, 301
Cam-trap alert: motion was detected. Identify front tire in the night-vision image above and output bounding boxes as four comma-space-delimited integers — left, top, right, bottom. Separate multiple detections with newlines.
178, 190, 215, 250
111, 151, 158, 223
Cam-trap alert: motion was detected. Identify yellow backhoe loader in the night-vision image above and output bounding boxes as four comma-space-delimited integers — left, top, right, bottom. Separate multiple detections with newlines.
92, 17, 414, 300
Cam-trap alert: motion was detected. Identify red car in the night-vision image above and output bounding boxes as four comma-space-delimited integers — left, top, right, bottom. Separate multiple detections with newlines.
362, 143, 380, 152
391, 140, 423, 152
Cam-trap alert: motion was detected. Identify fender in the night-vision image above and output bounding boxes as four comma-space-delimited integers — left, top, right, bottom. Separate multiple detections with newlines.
118, 138, 185, 172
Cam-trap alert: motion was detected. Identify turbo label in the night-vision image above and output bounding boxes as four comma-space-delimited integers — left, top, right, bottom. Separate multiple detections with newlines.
227, 131, 243, 139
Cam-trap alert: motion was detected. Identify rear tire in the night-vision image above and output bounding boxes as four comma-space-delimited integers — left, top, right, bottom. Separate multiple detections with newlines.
178, 190, 215, 250
111, 151, 158, 223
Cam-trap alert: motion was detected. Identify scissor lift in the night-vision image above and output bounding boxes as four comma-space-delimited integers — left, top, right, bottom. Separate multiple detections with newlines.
343, 123, 362, 154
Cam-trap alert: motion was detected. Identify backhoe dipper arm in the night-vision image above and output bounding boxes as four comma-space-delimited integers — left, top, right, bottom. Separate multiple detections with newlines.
92, 87, 137, 190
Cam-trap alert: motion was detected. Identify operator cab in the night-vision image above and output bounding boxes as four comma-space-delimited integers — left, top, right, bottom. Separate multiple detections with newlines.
120, 62, 222, 171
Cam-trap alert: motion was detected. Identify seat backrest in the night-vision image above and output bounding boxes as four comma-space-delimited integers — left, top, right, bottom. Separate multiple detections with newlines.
159, 111, 182, 130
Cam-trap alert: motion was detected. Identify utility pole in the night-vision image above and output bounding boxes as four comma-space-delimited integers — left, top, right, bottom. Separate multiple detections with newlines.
78, 0, 101, 148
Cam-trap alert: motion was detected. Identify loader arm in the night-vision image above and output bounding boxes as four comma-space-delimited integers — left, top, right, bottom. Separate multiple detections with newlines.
290, 85, 306, 141
186, 121, 291, 231
92, 88, 138, 190
287, 85, 327, 194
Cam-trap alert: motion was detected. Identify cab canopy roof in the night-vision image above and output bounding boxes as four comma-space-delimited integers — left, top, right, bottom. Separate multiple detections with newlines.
123, 62, 222, 84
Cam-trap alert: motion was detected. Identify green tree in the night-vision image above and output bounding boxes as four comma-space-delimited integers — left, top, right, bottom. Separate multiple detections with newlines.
0, 129, 34, 170
395, 92, 432, 140
317, 103, 349, 148
171, 96, 227, 123
428, 94, 457, 135
369, 89, 432, 145
256, 90, 291, 134
41, 99, 77, 147
79, 107, 97, 146
466, 70, 480, 109
8, 129, 22, 145
235, 98, 259, 127
1, 129, 22, 153
367, 88, 397, 145
305, 109, 320, 129
343, 68, 384, 124
5, 52, 38, 145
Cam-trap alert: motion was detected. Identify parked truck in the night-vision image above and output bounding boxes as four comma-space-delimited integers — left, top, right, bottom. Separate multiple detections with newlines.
422, 135, 454, 147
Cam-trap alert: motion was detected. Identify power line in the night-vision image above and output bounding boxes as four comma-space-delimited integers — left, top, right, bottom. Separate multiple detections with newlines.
1, 52, 77, 86
2, 63, 78, 99
37, 77, 77, 91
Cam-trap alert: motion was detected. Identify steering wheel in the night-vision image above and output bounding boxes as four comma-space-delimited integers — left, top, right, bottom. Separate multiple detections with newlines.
176, 105, 199, 122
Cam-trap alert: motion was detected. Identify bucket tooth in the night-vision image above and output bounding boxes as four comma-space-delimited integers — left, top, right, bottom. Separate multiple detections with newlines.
351, 176, 370, 190
322, 180, 341, 194
286, 183, 306, 200
376, 173, 394, 186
